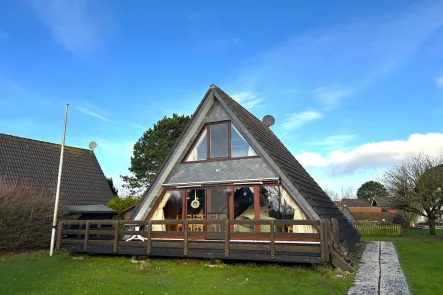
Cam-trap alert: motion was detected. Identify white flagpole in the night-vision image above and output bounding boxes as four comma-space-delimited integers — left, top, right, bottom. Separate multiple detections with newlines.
50, 104, 69, 256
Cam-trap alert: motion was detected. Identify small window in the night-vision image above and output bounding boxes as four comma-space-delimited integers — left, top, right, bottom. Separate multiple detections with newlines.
185, 129, 207, 161
231, 125, 257, 157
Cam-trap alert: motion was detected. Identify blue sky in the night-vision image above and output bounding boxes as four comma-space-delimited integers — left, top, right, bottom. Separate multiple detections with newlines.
1, 0, 443, 196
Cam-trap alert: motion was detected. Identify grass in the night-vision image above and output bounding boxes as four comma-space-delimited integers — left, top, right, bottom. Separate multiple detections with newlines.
362, 229, 443, 295
0, 251, 353, 295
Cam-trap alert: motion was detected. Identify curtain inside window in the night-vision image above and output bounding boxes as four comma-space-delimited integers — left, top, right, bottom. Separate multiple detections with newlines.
281, 189, 317, 233
151, 192, 172, 231
232, 125, 257, 156
186, 128, 207, 161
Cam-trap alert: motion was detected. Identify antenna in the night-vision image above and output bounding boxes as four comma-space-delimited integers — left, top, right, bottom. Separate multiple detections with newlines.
89, 141, 97, 151
262, 115, 275, 127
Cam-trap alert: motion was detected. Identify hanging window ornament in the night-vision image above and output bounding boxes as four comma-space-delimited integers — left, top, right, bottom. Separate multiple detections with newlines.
191, 191, 200, 209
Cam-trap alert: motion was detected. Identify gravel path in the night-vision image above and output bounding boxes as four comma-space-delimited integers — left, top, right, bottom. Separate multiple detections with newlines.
347, 241, 410, 295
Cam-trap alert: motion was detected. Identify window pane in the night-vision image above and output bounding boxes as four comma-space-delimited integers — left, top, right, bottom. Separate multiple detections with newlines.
151, 190, 183, 231
259, 186, 317, 233
210, 123, 229, 158
185, 129, 207, 161
207, 188, 229, 232
233, 187, 255, 232
231, 124, 257, 157
186, 189, 206, 216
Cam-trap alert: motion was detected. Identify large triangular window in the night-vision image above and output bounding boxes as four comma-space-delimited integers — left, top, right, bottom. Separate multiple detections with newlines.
184, 121, 257, 162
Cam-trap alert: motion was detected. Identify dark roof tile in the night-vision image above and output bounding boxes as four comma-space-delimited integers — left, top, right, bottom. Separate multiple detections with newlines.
0, 133, 114, 206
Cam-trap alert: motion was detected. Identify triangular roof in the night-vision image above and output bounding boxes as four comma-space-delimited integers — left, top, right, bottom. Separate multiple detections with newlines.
132, 85, 360, 250
0, 133, 114, 206
371, 196, 392, 208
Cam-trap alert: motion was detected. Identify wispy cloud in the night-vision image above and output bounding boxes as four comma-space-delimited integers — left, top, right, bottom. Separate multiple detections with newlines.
296, 133, 443, 175
281, 110, 322, 131
436, 76, 443, 87
9, 83, 53, 106
30, 0, 114, 54
231, 1, 443, 109
314, 87, 353, 110
230, 91, 263, 109
76, 106, 109, 122
310, 134, 356, 150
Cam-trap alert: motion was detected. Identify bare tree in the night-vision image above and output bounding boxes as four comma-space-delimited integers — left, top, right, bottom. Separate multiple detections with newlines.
340, 186, 355, 199
324, 188, 340, 201
383, 154, 443, 235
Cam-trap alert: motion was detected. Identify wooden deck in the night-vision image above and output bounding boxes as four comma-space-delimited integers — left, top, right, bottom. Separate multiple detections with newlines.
57, 219, 354, 270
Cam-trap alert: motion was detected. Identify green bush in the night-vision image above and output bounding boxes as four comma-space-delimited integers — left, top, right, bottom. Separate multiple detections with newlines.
0, 186, 72, 252
353, 212, 394, 222
107, 196, 140, 219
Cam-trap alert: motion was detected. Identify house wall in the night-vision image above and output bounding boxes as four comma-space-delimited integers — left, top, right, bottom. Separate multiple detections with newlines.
166, 158, 277, 184
133, 94, 279, 220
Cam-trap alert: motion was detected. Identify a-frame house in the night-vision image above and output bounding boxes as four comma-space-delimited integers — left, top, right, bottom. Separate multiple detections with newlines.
130, 85, 360, 251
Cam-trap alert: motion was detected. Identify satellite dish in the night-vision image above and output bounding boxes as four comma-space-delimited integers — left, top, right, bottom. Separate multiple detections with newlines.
89, 141, 97, 151
262, 115, 275, 127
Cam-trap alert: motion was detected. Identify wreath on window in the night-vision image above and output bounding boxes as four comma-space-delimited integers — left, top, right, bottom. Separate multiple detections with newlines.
191, 195, 200, 209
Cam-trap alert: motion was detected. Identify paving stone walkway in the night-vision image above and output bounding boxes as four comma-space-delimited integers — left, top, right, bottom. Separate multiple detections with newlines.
348, 241, 410, 295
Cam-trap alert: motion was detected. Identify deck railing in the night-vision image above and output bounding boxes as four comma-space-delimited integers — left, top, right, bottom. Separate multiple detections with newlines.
56, 218, 350, 269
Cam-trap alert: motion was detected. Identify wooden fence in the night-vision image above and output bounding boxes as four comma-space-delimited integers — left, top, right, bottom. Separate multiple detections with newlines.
354, 223, 402, 236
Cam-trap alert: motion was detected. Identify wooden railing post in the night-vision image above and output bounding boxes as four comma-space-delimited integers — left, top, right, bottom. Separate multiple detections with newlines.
184, 220, 188, 256
146, 220, 152, 255
56, 221, 63, 250
83, 221, 90, 251
113, 220, 120, 253
319, 220, 325, 262
224, 219, 230, 257
270, 220, 275, 259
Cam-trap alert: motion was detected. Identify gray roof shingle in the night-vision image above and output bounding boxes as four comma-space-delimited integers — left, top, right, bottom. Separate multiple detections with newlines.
213, 86, 360, 250
0, 133, 114, 206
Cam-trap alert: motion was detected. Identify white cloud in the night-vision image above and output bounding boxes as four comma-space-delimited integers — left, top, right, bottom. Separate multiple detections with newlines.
76, 106, 109, 122
281, 110, 322, 131
310, 134, 356, 150
295, 133, 443, 174
31, 0, 113, 54
231, 91, 263, 109
314, 87, 353, 110
436, 76, 443, 87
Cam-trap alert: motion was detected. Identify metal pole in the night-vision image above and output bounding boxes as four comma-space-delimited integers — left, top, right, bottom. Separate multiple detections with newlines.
50, 104, 69, 256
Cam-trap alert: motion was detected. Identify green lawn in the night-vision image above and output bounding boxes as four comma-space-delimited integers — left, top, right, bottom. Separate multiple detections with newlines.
0, 251, 353, 295
362, 229, 443, 295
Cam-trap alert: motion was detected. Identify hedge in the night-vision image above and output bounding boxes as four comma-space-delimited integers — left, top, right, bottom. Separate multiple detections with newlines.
0, 186, 72, 252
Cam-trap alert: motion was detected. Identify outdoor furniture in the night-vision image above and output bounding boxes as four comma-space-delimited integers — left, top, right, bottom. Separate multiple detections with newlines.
125, 226, 147, 242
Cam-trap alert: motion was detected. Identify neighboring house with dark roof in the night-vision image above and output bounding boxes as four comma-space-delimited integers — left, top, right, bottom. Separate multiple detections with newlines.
371, 196, 391, 208
0, 133, 115, 217
337, 198, 372, 207
131, 85, 360, 250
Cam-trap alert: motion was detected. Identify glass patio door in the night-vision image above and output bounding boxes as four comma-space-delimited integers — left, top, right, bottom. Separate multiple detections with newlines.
206, 188, 229, 238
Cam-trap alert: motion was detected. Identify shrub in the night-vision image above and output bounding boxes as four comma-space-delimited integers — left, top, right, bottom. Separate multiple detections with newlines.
0, 186, 72, 253
353, 212, 394, 222
107, 196, 140, 219
392, 213, 409, 228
